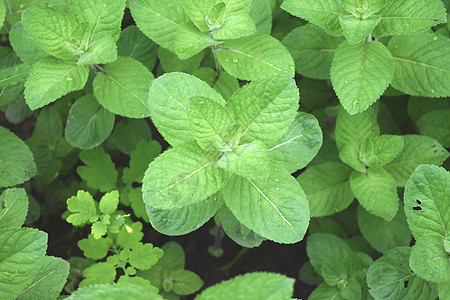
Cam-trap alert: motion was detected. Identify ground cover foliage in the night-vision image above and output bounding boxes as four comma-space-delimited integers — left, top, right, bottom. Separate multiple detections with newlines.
0, 0, 449, 299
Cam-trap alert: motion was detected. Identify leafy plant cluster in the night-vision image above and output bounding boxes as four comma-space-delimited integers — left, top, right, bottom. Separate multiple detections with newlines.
0, 0, 449, 299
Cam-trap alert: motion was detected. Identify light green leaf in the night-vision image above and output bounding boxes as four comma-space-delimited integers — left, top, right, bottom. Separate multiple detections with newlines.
93, 56, 153, 118
99, 190, 119, 215
416, 110, 450, 148
439, 282, 450, 300
360, 135, 404, 168
130, 0, 189, 51
373, 0, 446, 37
0, 64, 31, 88
78, 36, 117, 65
142, 142, 228, 210
339, 15, 381, 45
338, 0, 386, 18
211, 71, 239, 101
0, 126, 37, 188
148, 72, 225, 146
357, 205, 411, 253
0, 188, 28, 229
111, 119, 152, 155
129, 243, 163, 270
25, 57, 88, 110
77, 147, 118, 192
297, 162, 353, 217
80, 262, 116, 287
123, 140, 161, 184
158, 47, 204, 73
389, 33, 450, 98
249, 0, 272, 34
223, 166, 309, 244
281, 0, 346, 36
282, 24, 343, 80
226, 76, 298, 146
206, 2, 226, 28
339, 141, 366, 172
66, 190, 97, 226
268, 112, 322, 173
78, 235, 111, 260
222, 0, 252, 17
331, 40, 394, 115
367, 247, 438, 300
9, 22, 47, 64
117, 222, 144, 249
180, 0, 215, 32
212, 15, 256, 40
383, 135, 449, 187
68, 282, 162, 299
309, 284, 345, 300
175, 22, 217, 60
117, 25, 158, 70
217, 33, 295, 81
195, 272, 294, 300
171, 269, 203, 295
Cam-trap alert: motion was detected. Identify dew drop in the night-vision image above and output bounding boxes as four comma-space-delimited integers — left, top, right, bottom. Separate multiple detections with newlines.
66, 77, 73, 81
276, 187, 280, 191
289, 65, 295, 72
225, 59, 230, 63
345, 80, 349, 84
232, 58, 239, 63
274, 178, 279, 182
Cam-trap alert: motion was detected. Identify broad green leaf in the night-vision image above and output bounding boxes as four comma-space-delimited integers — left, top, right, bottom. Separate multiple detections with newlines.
297, 162, 353, 217
171, 269, 204, 295
226, 76, 298, 146
335, 107, 380, 151
298, 78, 335, 110
212, 15, 256, 40
0, 228, 47, 299
123, 140, 161, 184
180, 0, 215, 32
158, 47, 204, 73
21, 7, 79, 59
99, 190, 119, 215
159, 241, 185, 270
78, 235, 111, 259
195, 272, 294, 300
0, 126, 37, 188
331, 40, 394, 115
68, 283, 162, 299
404, 164, 449, 240
0, 188, 28, 229
129, 243, 163, 270
339, 141, 366, 172
367, 247, 438, 300
410, 235, 450, 283
206, 2, 226, 28
282, 24, 343, 80
218, 141, 270, 180
77, 147, 118, 192
187, 96, 234, 151
93, 56, 153, 118
0, 63, 31, 88
148, 72, 225, 146
80, 262, 116, 287
281, 0, 346, 36
416, 110, 450, 147
383, 135, 449, 187
66, 190, 97, 226
130, 0, 189, 51
111, 119, 152, 155
223, 0, 252, 17
339, 15, 381, 45
117, 25, 158, 70
360, 135, 404, 168
338, 0, 386, 18
175, 22, 217, 60
373, 0, 446, 37
146, 194, 221, 236
439, 282, 450, 300
350, 168, 399, 221
65, 94, 115, 150
69, 0, 126, 43
217, 33, 295, 81
357, 205, 411, 253
389, 33, 450, 98
212, 71, 239, 100
223, 166, 309, 244
117, 222, 144, 249
116, 276, 157, 294
142, 142, 228, 210
77, 36, 117, 65
16, 256, 69, 300
309, 284, 345, 300
268, 112, 322, 173
249, 0, 272, 34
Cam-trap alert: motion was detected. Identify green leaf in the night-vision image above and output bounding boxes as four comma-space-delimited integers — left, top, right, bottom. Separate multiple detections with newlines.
93, 56, 153, 118
439, 282, 450, 300
175, 21, 217, 60
372, 0, 446, 37
226, 76, 298, 146
206, 2, 226, 28
77, 36, 117, 65
388, 33, 450, 98
171, 269, 203, 295
117, 25, 158, 70
410, 235, 450, 283
249, 0, 272, 34
180, 0, 215, 32
21, 7, 79, 59
0, 188, 28, 229
222, 0, 252, 17
338, 0, 386, 18
148, 72, 225, 146
350, 168, 399, 221
383, 135, 449, 187
24, 57, 89, 110
282, 24, 343, 80
130, 0, 189, 51
158, 47, 204, 73
68, 282, 162, 299
359, 135, 404, 168
99, 190, 119, 215
77, 147, 118, 192
223, 166, 309, 244
69, 0, 126, 43
212, 71, 240, 101
212, 15, 256, 40
129, 243, 163, 270
111, 119, 152, 155
142, 142, 228, 210
195, 272, 294, 300
416, 110, 450, 148
297, 162, 353, 217
65, 94, 115, 150
0, 63, 31, 88
218, 141, 270, 180
80, 262, 116, 287
331, 40, 394, 115
281, 0, 346, 36
338, 141, 366, 172
357, 205, 411, 253
309, 283, 345, 300
217, 33, 295, 81
78, 235, 111, 260
339, 15, 381, 45
367, 247, 438, 300
9, 22, 47, 64
66, 190, 97, 226
0, 126, 37, 188
123, 140, 162, 184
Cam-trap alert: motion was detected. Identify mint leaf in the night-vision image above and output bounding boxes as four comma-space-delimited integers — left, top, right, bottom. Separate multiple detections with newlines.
129, 243, 163, 270
282, 24, 343, 80
170, 269, 204, 295
111, 119, 152, 155
117, 25, 158, 70
217, 33, 295, 81
360, 135, 404, 168
68, 283, 162, 299
212, 71, 239, 101
0, 188, 28, 229
78, 235, 111, 260
339, 0, 386, 18
123, 140, 161, 185
66, 190, 97, 226
180, 0, 215, 32
339, 141, 366, 172
77, 147, 118, 192
212, 15, 256, 40
9, 22, 47, 64
24, 57, 89, 110
158, 47, 204, 73
0, 63, 31, 88
77, 36, 117, 65
339, 15, 381, 45
93, 56, 153, 118
249, 0, 272, 34
80, 262, 116, 287
175, 22, 217, 60
309, 284, 344, 300
331, 40, 394, 115
223, 0, 252, 17
416, 110, 450, 148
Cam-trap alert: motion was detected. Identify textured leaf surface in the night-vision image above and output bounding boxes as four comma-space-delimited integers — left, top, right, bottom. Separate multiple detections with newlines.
416, 110, 450, 148
142, 142, 228, 210
249, 0, 271, 34
339, 15, 381, 45
77, 36, 117, 65
129, 243, 163, 270
122, 140, 161, 185
180, 0, 215, 32
111, 119, 152, 155
175, 21, 216, 60
80, 262, 115, 287
331, 40, 394, 115
360, 135, 404, 168
78, 235, 111, 260
171, 269, 204, 295
389, 33, 450, 98
339, 0, 386, 18
309, 284, 344, 300
213, 15, 256, 40
9, 22, 47, 63
217, 33, 295, 81
0, 188, 28, 230
0, 64, 31, 88
67, 283, 161, 299
223, 167, 309, 244
66, 190, 97, 226
117, 25, 158, 70
93, 57, 153, 118
77, 147, 118, 192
